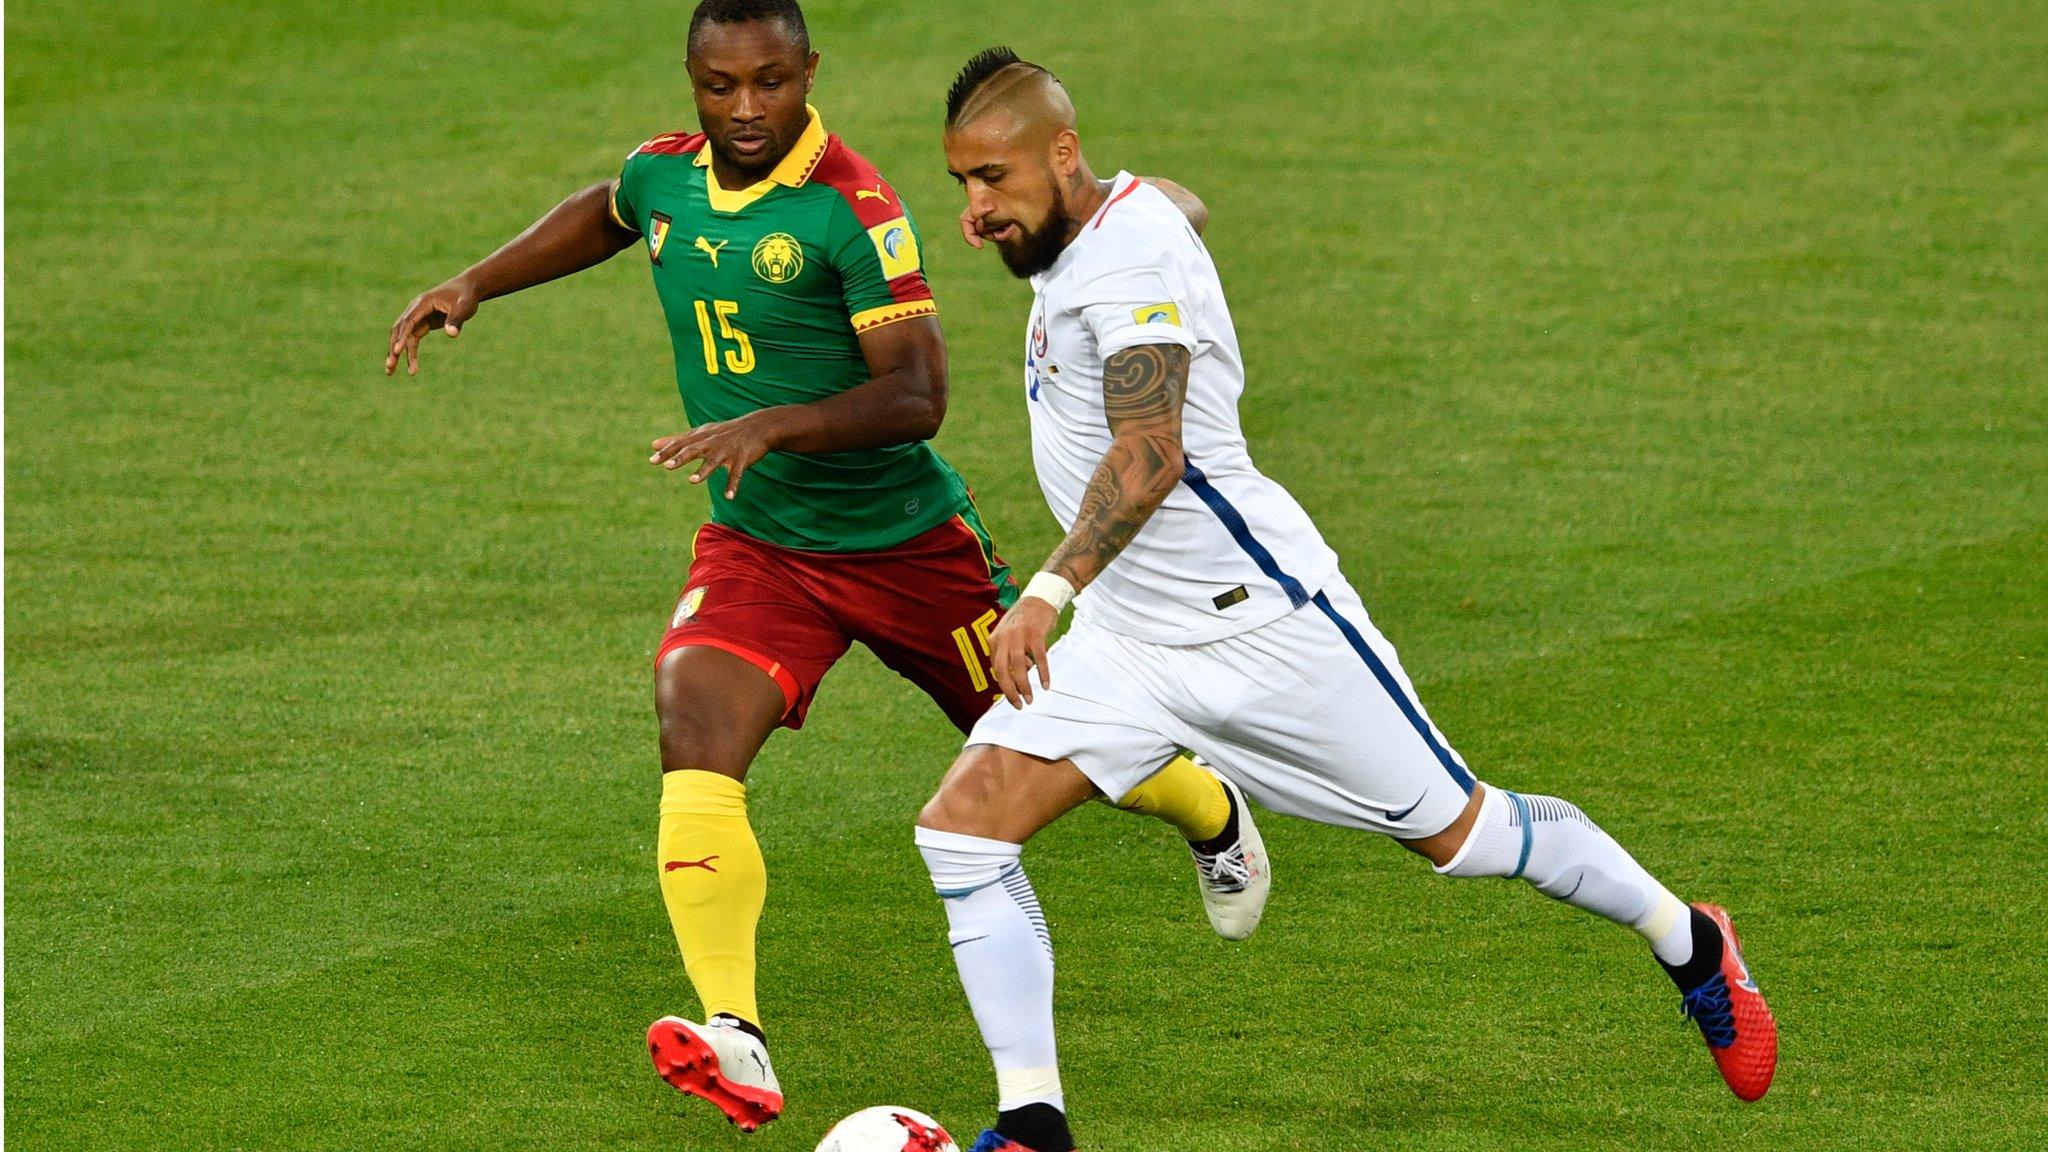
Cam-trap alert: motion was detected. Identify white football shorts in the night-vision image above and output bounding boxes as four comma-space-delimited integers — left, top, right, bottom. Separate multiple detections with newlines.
966, 578, 1478, 838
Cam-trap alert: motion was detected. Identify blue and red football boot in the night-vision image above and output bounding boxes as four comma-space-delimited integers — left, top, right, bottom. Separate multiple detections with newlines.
1680, 903, 1778, 1101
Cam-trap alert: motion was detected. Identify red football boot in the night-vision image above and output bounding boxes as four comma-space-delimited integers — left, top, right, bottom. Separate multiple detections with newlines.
1681, 903, 1778, 1101
646, 1016, 784, 1132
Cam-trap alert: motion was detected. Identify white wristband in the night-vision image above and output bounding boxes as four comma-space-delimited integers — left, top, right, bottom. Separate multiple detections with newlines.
1021, 571, 1076, 613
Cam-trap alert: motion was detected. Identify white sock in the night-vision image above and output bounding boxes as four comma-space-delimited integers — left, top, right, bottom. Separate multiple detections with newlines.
1439, 787, 1693, 966
916, 827, 1063, 1113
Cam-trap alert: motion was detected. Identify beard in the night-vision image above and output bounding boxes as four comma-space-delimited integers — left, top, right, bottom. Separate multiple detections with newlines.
996, 181, 1077, 279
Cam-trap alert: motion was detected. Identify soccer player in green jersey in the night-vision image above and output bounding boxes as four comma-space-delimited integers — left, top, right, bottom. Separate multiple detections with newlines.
383, 0, 1269, 1133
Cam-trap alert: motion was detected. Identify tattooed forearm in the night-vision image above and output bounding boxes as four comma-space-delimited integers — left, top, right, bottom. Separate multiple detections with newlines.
1044, 343, 1191, 590
1046, 435, 1181, 588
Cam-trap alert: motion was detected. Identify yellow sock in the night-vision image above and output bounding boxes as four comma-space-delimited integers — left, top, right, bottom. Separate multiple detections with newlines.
658, 770, 767, 1027
1116, 755, 1230, 842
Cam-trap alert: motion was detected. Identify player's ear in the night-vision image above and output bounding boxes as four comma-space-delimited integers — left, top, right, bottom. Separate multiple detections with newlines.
1050, 127, 1082, 177
804, 51, 819, 92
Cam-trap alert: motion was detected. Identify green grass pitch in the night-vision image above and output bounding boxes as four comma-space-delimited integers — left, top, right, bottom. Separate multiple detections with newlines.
7, 1, 2046, 1148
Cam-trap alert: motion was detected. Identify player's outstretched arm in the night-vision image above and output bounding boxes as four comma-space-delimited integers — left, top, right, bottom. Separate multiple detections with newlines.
988, 342, 1191, 705
649, 315, 947, 497
385, 180, 637, 376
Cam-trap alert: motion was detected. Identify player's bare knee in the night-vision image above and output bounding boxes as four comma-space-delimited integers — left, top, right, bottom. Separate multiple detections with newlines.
658, 713, 752, 779
914, 790, 965, 833
919, 746, 1098, 845
917, 748, 1007, 833
1399, 784, 1489, 870
654, 683, 752, 779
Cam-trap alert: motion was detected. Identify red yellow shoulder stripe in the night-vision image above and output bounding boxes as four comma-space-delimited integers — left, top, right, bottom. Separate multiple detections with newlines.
851, 299, 938, 333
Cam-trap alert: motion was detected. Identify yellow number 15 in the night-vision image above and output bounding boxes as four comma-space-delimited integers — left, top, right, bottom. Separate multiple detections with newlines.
952, 609, 1000, 694
693, 299, 755, 375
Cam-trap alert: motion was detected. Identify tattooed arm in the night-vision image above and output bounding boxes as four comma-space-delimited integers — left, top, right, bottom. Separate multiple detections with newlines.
988, 342, 1192, 706
1043, 343, 1192, 589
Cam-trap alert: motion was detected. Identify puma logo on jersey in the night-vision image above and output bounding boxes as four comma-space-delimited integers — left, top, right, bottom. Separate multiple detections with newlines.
856, 183, 890, 203
664, 856, 721, 873
694, 237, 728, 267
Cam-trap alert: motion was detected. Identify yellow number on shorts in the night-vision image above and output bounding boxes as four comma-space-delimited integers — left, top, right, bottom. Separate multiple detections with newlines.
951, 608, 1000, 694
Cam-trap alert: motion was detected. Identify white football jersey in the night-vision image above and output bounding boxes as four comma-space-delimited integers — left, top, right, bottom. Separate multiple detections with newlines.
1023, 172, 1340, 644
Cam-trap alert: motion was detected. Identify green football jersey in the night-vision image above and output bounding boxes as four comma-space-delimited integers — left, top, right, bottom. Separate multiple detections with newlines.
611, 106, 970, 553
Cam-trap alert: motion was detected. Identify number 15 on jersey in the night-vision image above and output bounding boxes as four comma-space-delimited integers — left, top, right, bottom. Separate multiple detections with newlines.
693, 299, 754, 375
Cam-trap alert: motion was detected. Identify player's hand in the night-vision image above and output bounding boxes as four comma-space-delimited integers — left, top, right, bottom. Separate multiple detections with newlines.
989, 596, 1059, 709
958, 204, 987, 250
386, 280, 479, 376
649, 410, 784, 499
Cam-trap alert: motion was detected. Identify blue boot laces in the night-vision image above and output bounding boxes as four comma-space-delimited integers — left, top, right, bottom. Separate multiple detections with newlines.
1680, 971, 1736, 1049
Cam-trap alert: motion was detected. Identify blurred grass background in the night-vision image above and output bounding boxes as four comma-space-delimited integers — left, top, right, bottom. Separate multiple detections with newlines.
7, 2, 2045, 1148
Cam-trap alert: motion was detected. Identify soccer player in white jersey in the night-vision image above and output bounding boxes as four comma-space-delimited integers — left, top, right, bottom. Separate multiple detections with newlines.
919, 49, 1780, 1152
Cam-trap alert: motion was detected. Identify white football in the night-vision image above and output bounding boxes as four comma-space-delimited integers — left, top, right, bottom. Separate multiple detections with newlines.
815, 1105, 961, 1152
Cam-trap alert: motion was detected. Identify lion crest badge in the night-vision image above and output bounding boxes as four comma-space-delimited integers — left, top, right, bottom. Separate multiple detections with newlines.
751, 233, 804, 284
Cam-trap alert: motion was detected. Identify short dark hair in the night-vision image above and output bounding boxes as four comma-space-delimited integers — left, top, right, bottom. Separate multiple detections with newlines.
688, 0, 809, 56
947, 47, 1055, 126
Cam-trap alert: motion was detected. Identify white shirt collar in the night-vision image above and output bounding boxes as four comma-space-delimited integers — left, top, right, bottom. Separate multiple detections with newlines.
1032, 171, 1137, 291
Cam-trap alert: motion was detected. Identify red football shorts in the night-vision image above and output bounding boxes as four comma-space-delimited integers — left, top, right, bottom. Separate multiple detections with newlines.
656, 514, 1020, 732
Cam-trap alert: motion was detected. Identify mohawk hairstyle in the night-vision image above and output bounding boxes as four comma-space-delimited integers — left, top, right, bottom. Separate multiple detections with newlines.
688, 0, 810, 55
947, 47, 1056, 125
